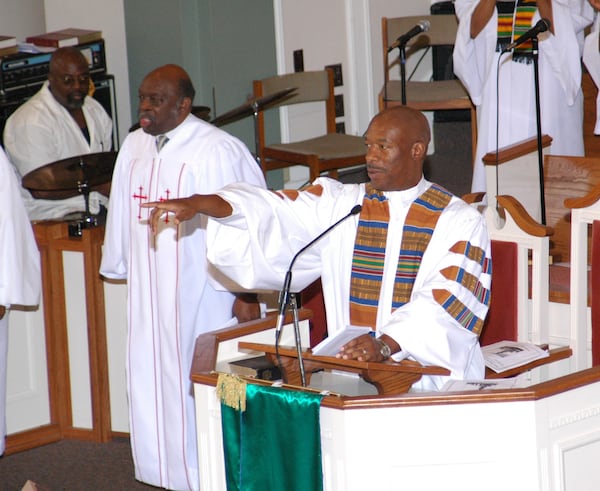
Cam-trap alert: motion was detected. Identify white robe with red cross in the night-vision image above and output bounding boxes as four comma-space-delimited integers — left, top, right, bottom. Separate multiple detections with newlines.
100, 114, 265, 490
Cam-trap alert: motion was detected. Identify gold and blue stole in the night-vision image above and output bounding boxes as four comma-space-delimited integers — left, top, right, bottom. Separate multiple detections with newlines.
349, 183, 453, 328
497, 0, 538, 64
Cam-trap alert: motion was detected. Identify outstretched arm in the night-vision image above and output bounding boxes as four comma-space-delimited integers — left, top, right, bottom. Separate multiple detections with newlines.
141, 194, 233, 234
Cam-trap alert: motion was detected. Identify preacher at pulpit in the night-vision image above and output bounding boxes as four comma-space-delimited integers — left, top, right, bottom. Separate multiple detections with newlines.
143, 106, 493, 391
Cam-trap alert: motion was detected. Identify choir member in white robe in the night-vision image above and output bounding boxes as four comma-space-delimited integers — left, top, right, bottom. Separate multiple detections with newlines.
453, 0, 594, 192
584, 0, 600, 134
3, 47, 113, 221
0, 147, 41, 455
100, 65, 265, 491
143, 106, 492, 392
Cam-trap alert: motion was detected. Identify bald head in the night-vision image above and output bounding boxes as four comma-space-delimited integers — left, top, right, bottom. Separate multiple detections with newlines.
137, 64, 195, 135
372, 106, 430, 152
364, 106, 431, 191
48, 47, 90, 110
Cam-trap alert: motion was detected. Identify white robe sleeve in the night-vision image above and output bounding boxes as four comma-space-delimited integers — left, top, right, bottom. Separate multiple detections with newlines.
379, 205, 492, 383
99, 140, 132, 280
453, 0, 497, 106
0, 149, 40, 307
584, 13, 600, 134
207, 179, 360, 292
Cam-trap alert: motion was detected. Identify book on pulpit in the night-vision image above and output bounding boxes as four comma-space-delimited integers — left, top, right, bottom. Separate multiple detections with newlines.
229, 356, 281, 381
311, 325, 373, 357
482, 340, 549, 373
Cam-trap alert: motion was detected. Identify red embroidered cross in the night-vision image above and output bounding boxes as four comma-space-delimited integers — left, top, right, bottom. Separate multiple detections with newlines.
132, 186, 148, 219
158, 189, 171, 223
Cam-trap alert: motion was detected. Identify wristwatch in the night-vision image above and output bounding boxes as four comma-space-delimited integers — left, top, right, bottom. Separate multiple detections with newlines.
374, 337, 392, 360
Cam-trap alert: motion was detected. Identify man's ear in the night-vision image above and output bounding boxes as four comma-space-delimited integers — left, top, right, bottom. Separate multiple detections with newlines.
411, 141, 426, 160
179, 96, 192, 113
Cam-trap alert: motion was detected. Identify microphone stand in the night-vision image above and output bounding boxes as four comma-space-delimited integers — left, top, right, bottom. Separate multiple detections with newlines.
274, 270, 307, 387
400, 45, 407, 105
273, 204, 362, 387
531, 36, 546, 225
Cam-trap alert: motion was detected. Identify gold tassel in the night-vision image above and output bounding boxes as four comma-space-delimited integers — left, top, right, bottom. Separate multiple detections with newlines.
216, 373, 247, 412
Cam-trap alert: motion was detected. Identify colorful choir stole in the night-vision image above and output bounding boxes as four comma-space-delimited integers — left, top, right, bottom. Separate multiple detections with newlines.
217, 373, 324, 491
349, 183, 453, 328
497, 0, 537, 63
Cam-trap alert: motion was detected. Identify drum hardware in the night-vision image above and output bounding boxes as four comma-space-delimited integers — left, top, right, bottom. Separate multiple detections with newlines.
22, 151, 117, 237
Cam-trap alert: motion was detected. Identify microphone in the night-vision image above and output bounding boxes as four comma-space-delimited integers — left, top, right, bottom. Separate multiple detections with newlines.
387, 20, 430, 52
503, 18, 551, 52
275, 204, 362, 338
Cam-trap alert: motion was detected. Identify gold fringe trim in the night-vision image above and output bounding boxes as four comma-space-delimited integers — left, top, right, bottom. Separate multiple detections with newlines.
216, 373, 247, 412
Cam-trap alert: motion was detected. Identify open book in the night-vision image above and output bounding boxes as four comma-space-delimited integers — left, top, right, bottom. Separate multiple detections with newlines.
482, 340, 549, 373
311, 325, 373, 357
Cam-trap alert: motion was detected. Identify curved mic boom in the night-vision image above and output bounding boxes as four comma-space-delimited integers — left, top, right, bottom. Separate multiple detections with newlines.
275, 204, 362, 335
503, 18, 551, 52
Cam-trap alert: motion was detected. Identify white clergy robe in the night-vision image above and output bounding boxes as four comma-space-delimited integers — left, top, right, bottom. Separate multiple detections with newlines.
207, 177, 492, 391
453, 0, 593, 192
0, 148, 41, 455
100, 114, 265, 490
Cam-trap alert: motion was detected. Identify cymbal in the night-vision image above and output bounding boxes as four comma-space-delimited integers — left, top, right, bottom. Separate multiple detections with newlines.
22, 151, 118, 200
210, 87, 297, 127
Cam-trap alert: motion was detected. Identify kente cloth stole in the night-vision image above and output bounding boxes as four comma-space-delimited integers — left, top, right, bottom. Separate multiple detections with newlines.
217, 374, 324, 491
349, 183, 452, 328
496, 0, 537, 63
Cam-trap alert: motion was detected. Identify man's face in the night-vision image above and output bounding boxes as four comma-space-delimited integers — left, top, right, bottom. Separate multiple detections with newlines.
363, 116, 423, 192
48, 56, 90, 110
137, 73, 186, 136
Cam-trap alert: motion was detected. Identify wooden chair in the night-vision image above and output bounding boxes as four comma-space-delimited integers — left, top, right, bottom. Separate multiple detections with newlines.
380, 15, 477, 161
481, 196, 571, 378
566, 187, 600, 370
253, 69, 366, 183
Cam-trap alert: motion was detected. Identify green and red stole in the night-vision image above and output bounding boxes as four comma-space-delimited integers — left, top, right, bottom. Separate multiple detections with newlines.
497, 0, 538, 63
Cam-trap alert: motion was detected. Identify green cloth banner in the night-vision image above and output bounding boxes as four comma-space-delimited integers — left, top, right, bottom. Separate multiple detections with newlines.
220, 382, 324, 491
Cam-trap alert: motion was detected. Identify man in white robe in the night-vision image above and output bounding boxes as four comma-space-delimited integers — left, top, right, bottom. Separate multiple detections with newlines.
143, 106, 492, 392
453, 0, 594, 192
0, 147, 41, 455
583, 0, 600, 134
3, 47, 113, 221
100, 64, 265, 491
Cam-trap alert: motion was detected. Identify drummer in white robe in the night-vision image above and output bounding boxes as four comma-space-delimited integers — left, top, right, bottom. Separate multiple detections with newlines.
3, 47, 113, 221
143, 106, 492, 392
453, 0, 594, 192
100, 64, 265, 491
0, 147, 41, 455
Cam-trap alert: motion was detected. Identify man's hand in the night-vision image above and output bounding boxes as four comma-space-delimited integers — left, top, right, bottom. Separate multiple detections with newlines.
336, 333, 382, 362
142, 197, 201, 234
336, 333, 400, 362
141, 194, 233, 234
0, 306, 6, 320
590, 0, 600, 10
232, 293, 261, 323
